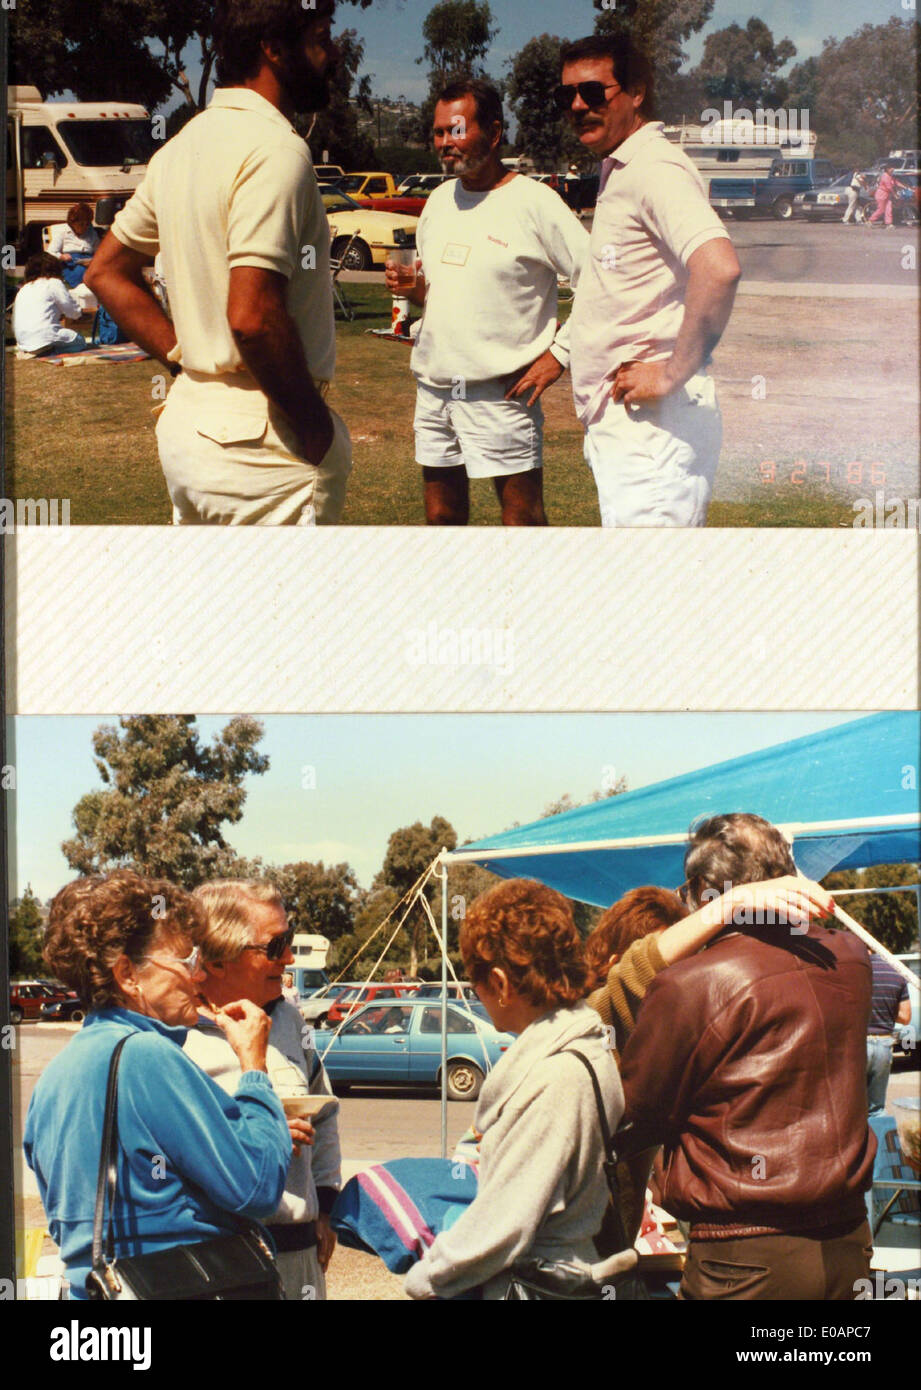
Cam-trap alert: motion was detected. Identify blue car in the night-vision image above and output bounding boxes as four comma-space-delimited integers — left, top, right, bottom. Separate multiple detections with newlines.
318, 1000, 514, 1101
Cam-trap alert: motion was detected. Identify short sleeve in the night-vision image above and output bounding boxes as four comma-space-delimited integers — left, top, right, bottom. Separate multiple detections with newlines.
111, 166, 161, 258
227, 144, 314, 279
640, 158, 730, 268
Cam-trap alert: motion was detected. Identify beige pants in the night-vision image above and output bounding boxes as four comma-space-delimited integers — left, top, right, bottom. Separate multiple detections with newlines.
156, 371, 352, 525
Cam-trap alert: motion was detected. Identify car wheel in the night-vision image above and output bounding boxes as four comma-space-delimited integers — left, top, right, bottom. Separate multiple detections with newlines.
9, 1007, 23, 1025
445, 1060, 484, 1102
332, 237, 372, 272
69, 1008, 85, 1023
315, 1014, 329, 1029
772, 197, 794, 220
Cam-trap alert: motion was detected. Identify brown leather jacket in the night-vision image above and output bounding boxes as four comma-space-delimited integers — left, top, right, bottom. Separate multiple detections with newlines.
619, 923, 876, 1239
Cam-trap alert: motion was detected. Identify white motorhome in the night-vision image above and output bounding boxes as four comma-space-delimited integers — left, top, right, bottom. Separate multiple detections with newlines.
664, 117, 817, 179
290, 932, 331, 997
6, 85, 155, 258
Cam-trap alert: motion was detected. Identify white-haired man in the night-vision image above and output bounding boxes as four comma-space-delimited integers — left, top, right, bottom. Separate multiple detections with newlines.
185, 880, 341, 1300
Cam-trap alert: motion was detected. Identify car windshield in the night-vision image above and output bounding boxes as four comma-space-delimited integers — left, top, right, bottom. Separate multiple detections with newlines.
55, 119, 156, 168
337, 176, 369, 193
322, 191, 361, 212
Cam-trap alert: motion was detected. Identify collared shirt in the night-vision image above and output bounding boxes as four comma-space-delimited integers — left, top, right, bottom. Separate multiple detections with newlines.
569, 122, 730, 425
112, 88, 335, 382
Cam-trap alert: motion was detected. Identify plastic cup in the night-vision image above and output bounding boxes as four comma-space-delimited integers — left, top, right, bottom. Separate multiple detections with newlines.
386, 247, 416, 290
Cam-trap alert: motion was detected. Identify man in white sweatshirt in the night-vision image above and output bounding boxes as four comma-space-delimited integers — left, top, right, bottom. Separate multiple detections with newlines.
385, 79, 588, 526
185, 880, 341, 1300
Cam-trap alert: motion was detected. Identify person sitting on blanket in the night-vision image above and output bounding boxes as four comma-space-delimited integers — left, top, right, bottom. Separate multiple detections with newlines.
12, 253, 88, 357
46, 203, 100, 312
404, 878, 623, 1301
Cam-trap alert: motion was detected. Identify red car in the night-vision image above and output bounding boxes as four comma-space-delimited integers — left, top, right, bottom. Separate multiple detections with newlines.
325, 982, 419, 1028
9, 979, 77, 1024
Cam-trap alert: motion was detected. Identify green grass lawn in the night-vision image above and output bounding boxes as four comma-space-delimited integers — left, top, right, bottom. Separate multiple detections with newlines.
3, 286, 890, 527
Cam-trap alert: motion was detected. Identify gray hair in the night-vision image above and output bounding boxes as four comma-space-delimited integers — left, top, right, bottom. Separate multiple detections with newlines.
683, 814, 797, 909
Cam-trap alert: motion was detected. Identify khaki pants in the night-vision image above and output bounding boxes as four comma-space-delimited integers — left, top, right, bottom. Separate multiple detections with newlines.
679, 1220, 873, 1300
156, 371, 352, 525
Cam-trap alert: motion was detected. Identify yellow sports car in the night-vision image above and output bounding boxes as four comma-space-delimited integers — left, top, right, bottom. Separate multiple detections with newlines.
322, 189, 419, 270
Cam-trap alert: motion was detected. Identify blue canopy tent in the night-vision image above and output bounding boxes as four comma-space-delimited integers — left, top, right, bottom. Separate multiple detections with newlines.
445, 713, 921, 906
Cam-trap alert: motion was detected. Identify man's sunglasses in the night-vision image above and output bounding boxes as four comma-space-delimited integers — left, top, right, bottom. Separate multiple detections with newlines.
240, 926, 295, 961
554, 82, 622, 110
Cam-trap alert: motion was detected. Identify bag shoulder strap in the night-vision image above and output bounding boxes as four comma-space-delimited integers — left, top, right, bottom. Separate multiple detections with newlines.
92, 1033, 131, 1275
563, 1047, 631, 1252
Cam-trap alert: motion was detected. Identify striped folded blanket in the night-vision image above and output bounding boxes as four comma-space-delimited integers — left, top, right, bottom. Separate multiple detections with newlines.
331, 1157, 479, 1273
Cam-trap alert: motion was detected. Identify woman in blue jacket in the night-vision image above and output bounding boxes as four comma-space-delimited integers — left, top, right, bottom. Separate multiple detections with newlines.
23, 870, 292, 1300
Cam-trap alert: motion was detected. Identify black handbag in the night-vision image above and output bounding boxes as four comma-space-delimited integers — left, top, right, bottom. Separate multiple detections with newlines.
86, 1034, 284, 1301
503, 1049, 648, 1301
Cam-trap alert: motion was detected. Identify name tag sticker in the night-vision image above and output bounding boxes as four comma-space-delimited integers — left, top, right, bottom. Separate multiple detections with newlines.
442, 243, 471, 266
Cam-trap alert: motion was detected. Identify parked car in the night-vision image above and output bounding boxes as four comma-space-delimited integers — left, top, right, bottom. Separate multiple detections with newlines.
710, 157, 837, 219
319, 1000, 513, 1100
40, 995, 87, 1023
894, 953, 920, 1057
324, 981, 419, 1027
314, 163, 345, 182
298, 981, 355, 1028
321, 189, 419, 270
9, 980, 76, 1024
793, 172, 861, 221
414, 981, 479, 1003
396, 173, 452, 195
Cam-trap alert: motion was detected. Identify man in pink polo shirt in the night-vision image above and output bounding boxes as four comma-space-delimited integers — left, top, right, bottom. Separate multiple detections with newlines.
561, 35, 741, 527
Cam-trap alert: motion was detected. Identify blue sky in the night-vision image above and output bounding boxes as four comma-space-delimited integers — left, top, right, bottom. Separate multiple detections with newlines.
182, 0, 909, 106
9, 713, 864, 900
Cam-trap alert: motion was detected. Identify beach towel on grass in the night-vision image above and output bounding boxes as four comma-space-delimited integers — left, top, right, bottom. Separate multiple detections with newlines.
21, 342, 149, 365
331, 1158, 478, 1273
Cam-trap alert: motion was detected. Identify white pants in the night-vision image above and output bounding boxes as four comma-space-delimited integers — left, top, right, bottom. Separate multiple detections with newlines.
156, 371, 352, 526
584, 373, 721, 527
843, 188, 860, 223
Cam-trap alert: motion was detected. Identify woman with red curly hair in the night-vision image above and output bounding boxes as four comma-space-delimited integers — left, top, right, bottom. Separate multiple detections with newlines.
403, 879, 623, 1300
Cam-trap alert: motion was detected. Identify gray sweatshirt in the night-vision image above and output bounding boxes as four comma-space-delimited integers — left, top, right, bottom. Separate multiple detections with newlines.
403, 1001, 624, 1300
184, 1001, 341, 1225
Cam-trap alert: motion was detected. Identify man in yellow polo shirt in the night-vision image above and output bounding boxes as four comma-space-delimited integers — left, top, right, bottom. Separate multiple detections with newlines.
86, 0, 352, 525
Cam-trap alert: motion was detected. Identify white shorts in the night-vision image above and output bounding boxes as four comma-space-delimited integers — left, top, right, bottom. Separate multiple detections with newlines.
584, 373, 721, 527
414, 377, 543, 478
156, 372, 352, 526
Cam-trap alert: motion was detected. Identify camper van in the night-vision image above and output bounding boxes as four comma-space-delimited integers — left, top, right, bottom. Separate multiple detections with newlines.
663, 117, 817, 180
290, 931, 331, 998
6, 85, 155, 259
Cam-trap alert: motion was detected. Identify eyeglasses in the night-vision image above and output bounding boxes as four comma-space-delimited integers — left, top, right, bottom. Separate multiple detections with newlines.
140, 945, 201, 975
240, 927, 295, 962
554, 82, 622, 111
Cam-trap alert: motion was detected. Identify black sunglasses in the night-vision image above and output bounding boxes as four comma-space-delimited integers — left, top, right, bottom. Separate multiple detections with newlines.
554, 81, 622, 110
241, 926, 295, 961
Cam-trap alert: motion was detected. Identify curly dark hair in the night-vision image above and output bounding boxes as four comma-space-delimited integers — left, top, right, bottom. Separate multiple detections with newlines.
213, 0, 333, 85
584, 886, 688, 990
23, 252, 65, 284
43, 870, 206, 1010
460, 879, 587, 1009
